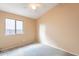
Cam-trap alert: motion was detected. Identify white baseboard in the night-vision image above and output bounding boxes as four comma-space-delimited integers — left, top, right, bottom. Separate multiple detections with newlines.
44, 43, 78, 56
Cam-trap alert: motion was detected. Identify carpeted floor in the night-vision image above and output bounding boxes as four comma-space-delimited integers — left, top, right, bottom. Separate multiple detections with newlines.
0, 44, 75, 56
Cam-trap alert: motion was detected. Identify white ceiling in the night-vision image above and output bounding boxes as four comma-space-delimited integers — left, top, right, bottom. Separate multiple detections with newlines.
0, 3, 58, 19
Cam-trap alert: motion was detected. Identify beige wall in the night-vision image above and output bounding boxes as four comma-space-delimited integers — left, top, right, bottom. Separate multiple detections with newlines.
36, 4, 79, 55
0, 11, 36, 51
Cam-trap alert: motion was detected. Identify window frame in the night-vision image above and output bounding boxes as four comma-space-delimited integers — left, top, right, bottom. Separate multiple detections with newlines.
5, 18, 24, 35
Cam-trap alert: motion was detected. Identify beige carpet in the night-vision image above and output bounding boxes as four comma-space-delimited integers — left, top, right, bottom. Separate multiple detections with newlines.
0, 44, 75, 56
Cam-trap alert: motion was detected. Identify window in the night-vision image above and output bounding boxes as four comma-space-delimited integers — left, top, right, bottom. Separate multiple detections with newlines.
5, 19, 15, 35
16, 21, 23, 34
5, 18, 23, 35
